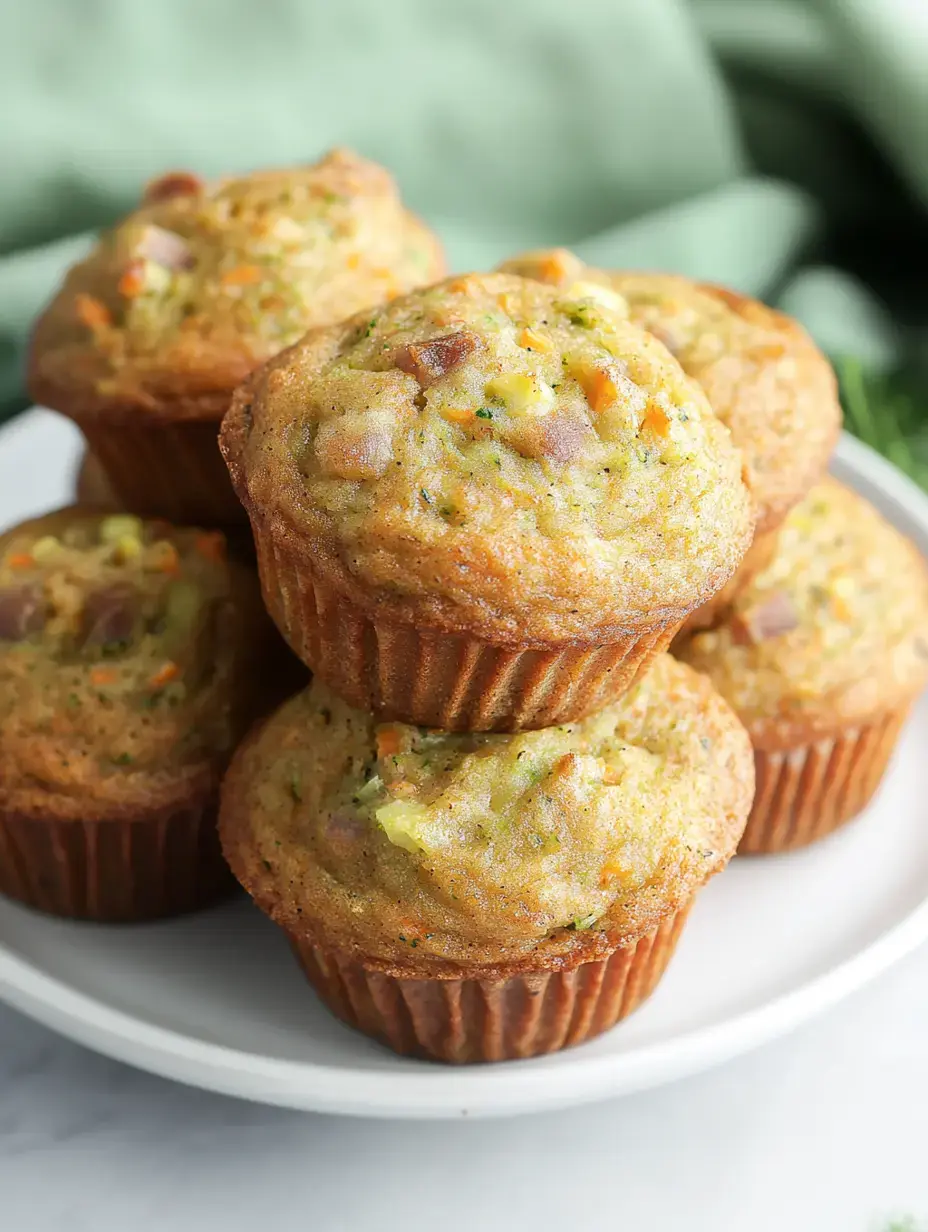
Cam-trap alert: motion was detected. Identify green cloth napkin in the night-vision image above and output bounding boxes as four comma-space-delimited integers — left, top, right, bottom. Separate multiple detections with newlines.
3, 0, 926, 457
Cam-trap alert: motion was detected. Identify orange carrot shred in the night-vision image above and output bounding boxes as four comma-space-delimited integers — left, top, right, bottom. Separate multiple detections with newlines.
443, 407, 476, 425
149, 662, 180, 690
376, 727, 402, 759
582, 369, 619, 415
536, 252, 571, 284
600, 860, 625, 887
345, 253, 361, 271
195, 532, 226, 562
642, 401, 672, 437
75, 294, 112, 330
118, 260, 147, 299
6, 553, 34, 570
518, 327, 554, 354
90, 667, 118, 687
220, 264, 263, 287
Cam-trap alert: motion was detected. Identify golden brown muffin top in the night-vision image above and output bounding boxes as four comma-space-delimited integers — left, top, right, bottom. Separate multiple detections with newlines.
498, 250, 841, 534
0, 509, 276, 818
29, 149, 445, 420
676, 479, 928, 746
223, 272, 753, 642
220, 656, 753, 975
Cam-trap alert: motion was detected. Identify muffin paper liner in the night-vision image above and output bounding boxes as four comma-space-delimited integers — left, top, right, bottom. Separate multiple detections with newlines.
78, 417, 246, 527
0, 797, 234, 922
740, 710, 908, 854
680, 526, 780, 635
252, 525, 680, 731
288, 904, 691, 1064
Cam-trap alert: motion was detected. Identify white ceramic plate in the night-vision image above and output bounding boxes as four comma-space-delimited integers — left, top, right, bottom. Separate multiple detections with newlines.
0, 409, 927, 1120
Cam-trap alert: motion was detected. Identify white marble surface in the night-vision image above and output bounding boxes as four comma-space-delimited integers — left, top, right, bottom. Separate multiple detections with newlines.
1, 943, 927, 1232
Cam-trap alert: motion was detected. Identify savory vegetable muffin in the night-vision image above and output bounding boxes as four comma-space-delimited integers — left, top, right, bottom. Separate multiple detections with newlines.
676, 479, 928, 852
29, 149, 445, 526
220, 655, 753, 1062
498, 249, 841, 629
221, 271, 753, 730
75, 450, 120, 510
0, 508, 286, 920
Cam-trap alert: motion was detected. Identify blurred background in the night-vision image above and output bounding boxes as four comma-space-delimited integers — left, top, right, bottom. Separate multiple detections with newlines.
2, 0, 927, 478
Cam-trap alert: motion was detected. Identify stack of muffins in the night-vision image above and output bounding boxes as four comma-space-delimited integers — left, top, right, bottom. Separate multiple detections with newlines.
4, 153, 926, 1066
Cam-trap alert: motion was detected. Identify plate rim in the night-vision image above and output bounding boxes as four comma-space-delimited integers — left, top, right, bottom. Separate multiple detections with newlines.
0, 420, 927, 1119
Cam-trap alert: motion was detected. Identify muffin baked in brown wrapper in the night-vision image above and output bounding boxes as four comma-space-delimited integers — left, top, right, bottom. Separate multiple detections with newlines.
249, 516, 679, 731
79, 414, 245, 526
0, 790, 233, 923
287, 905, 690, 1064
740, 710, 908, 854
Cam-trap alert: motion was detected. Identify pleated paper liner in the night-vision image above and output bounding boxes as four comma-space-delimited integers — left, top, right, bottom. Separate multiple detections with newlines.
678, 526, 780, 636
251, 525, 681, 732
0, 797, 234, 922
740, 709, 908, 854
288, 904, 691, 1064
78, 417, 246, 528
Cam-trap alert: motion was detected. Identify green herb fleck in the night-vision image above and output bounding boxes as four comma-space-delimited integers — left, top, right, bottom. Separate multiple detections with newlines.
475, 408, 493, 421
362, 318, 377, 338
570, 912, 598, 931
112, 752, 133, 766
67, 693, 81, 710
420, 489, 433, 506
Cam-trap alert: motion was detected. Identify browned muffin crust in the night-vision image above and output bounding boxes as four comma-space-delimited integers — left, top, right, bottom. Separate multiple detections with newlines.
29, 149, 445, 425
222, 272, 753, 648
497, 250, 841, 535
220, 656, 754, 979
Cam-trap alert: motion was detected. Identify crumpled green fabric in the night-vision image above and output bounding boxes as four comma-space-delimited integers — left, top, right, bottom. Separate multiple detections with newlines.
2, 0, 925, 444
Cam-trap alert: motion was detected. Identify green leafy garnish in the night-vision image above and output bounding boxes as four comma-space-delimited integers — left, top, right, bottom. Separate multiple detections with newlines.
475, 408, 494, 420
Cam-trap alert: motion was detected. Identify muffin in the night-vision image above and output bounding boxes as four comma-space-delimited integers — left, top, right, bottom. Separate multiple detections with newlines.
221, 271, 753, 730
74, 450, 120, 510
498, 250, 841, 628
220, 655, 754, 1062
29, 149, 445, 526
0, 508, 287, 920
676, 479, 928, 853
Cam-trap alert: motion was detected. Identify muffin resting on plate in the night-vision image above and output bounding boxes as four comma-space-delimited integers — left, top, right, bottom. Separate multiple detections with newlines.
676, 479, 928, 852
29, 149, 445, 526
221, 271, 753, 730
220, 655, 754, 1062
498, 250, 841, 629
0, 508, 286, 921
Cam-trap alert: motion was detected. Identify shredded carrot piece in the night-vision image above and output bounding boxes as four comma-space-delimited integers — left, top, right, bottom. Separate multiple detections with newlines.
601, 766, 622, 786
536, 251, 572, 284
149, 661, 180, 690
118, 261, 147, 299
390, 780, 418, 799
376, 727, 402, 759
831, 594, 852, 622
518, 327, 554, 354
75, 294, 111, 330
581, 369, 619, 415
642, 401, 672, 437
600, 860, 626, 887
90, 667, 118, 687
442, 407, 476, 425
398, 916, 421, 936
6, 553, 34, 570
220, 264, 263, 287
447, 276, 477, 295
345, 253, 361, 271
154, 542, 181, 574
497, 292, 518, 316
195, 532, 226, 562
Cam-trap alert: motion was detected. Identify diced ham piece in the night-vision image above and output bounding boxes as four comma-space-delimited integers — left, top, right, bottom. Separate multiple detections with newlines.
731, 591, 799, 645
507, 409, 595, 464
136, 225, 194, 270
80, 585, 139, 648
394, 331, 479, 388
314, 415, 394, 480
0, 585, 44, 640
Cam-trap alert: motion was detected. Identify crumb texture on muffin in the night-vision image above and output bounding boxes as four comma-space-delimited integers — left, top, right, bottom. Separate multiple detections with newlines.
676, 479, 928, 743
29, 149, 445, 418
226, 272, 752, 641
221, 655, 753, 973
0, 509, 271, 817
499, 251, 841, 533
